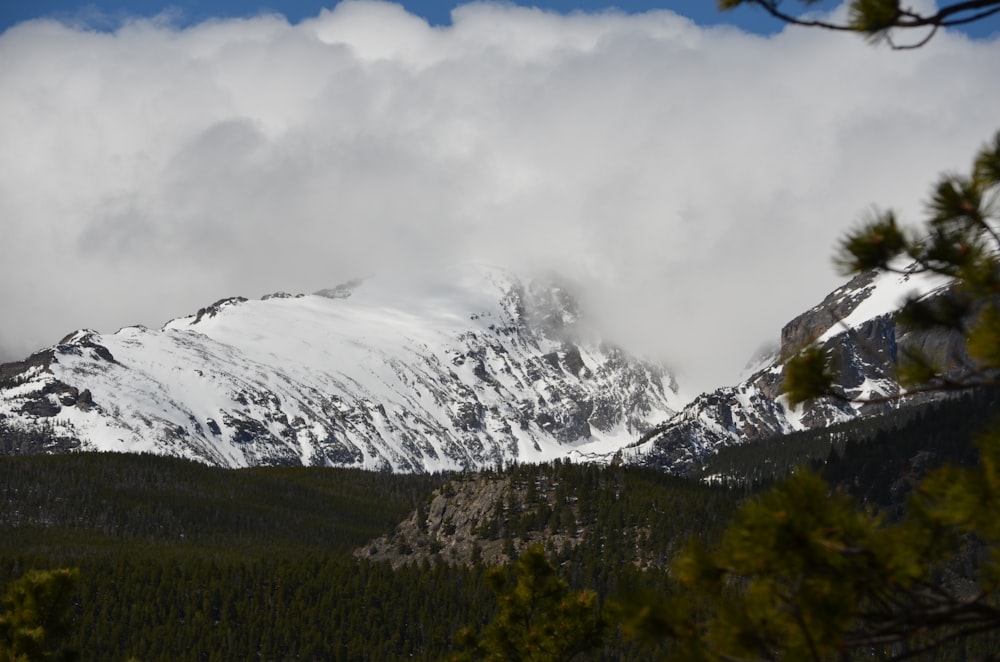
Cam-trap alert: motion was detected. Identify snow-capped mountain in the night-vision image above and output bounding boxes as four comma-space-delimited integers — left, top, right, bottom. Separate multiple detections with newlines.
623, 267, 957, 474
0, 265, 683, 470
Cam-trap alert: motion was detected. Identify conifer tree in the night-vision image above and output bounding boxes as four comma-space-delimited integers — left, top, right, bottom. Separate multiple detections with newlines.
625, 5, 1000, 657
450, 545, 607, 661
0, 568, 79, 662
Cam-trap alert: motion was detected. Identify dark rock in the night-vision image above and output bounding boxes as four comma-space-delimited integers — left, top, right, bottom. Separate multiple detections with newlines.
21, 398, 59, 417
455, 402, 485, 431
84, 341, 116, 363
222, 413, 277, 446
76, 389, 93, 408
472, 359, 491, 383
0, 350, 56, 387
561, 344, 586, 377
541, 352, 560, 371
781, 270, 878, 356
193, 297, 248, 324
314, 279, 364, 299
41, 380, 76, 397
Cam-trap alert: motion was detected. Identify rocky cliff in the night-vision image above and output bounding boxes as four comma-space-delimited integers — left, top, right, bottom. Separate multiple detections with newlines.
625, 268, 959, 474
0, 265, 682, 470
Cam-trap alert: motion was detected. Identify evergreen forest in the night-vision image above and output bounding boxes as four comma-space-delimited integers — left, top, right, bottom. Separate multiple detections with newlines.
1, 387, 997, 660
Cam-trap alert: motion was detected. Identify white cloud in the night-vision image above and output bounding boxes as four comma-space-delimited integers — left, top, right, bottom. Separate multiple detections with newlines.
1, 1, 998, 394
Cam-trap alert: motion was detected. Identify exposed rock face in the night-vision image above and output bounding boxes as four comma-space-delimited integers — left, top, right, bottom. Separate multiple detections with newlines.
626, 268, 961, 474
192, 297, 248, 325
2, 261, 967, 475
780, 271, 879, 355
0, 349, 56, 386
0, 266, 682, 470
0, 350, 83, 454
356, 472, 584, 568
313, 278, 364, 300
2, 345, 108, 423
358, 475, 509, 568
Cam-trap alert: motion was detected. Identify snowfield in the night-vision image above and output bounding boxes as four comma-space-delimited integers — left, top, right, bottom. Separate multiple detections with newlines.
1, 265, 683, 471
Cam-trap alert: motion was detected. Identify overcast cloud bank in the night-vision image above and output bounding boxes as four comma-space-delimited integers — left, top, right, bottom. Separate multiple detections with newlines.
1, 1, 999, 394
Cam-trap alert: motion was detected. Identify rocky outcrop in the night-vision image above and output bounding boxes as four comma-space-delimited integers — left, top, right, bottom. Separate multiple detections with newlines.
780, 271, 879, 355
192, 297, 248, 324
313, 278, 364, 300
0, 349, 55, 387
355, 473, 584, 568
626, 268, 960, 474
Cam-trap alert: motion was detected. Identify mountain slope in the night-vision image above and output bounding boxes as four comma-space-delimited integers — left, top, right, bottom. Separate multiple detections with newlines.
0, 265, 682, 470
624, 267, 958, 474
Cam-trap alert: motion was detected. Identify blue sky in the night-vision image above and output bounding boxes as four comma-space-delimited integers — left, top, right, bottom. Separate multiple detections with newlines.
0, 1, 904, 35
3, 1, 997, 40
0, 1, 786, 33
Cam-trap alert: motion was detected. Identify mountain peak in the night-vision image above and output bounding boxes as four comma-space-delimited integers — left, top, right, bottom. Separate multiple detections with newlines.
1, 265, 681, 470
627, 264, 962, 474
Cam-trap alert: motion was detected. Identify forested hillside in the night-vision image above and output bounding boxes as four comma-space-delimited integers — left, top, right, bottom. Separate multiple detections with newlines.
359, 460, 736, 572
1, 453, 445, 558
0, 453, 738, 660
2, 387, 994, 660
697, 387, 999, 500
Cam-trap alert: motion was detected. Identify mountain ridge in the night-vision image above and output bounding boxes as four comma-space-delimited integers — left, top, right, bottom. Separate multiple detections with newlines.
0, 263, 965, 475
0, 265, 681, 471
624, 267, 959, 473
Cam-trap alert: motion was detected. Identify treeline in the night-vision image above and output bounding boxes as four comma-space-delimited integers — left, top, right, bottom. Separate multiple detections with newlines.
4, 388, 994, 660
0, 453, 740, 660
0, 418, 80, 454
0, 452, 447, 560
697, 387, 1000, 503
469, 460, 737, 572
820, 389, 994, 509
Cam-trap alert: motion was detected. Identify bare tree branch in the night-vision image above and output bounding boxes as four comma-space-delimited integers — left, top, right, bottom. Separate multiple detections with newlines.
730, 0, 1000, 49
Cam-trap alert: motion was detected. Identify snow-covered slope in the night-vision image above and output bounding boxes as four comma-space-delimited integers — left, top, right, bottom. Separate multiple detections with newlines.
623, 267, 957, 474
0, 265, 682, 470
